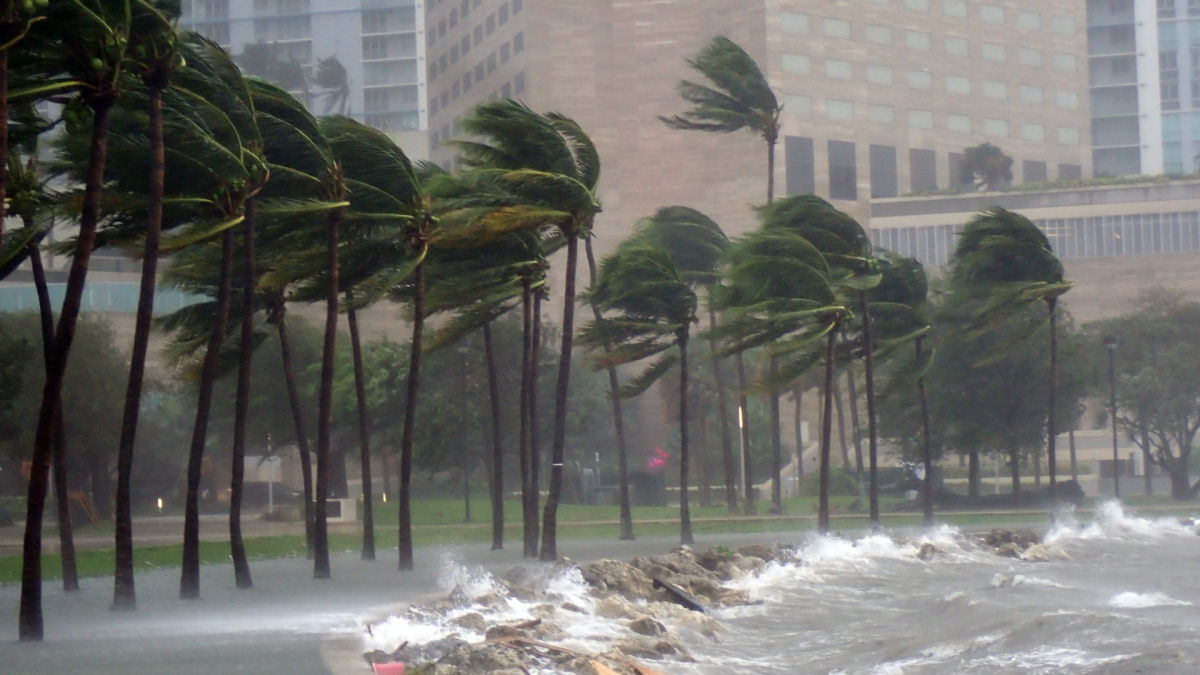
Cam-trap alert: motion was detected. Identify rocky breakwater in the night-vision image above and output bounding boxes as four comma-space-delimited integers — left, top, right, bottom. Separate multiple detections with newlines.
361, 544, 795, 674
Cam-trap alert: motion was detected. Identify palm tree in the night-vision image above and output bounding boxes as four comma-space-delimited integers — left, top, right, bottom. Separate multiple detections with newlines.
453, 99, 601, 562
583, 242, 698, 544
662, 36, 781, 514
313, 55, 350, 115
0, 0, 48, 242
631, 206, 736, 513
111, 2, 181, 609
320, 115, 436, 571
17, 0, 137, 640
715, 224, 849, 534
949, 207, 1071, 507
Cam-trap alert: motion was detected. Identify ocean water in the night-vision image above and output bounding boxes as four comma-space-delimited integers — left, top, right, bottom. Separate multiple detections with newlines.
366, 502, 1200, 674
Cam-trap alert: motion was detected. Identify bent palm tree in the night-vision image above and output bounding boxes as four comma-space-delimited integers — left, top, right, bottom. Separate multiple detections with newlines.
949, 207, 1071, 507
583, 243, 698, 544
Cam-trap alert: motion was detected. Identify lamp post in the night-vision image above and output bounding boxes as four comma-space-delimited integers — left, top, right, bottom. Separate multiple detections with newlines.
737, 405, 746, 504
1104, 334, 1120, 499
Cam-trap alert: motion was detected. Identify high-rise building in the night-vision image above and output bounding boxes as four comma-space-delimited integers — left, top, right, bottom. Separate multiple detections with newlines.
1087, 0, 1200, 177
425, 0, 1092, 251
179, 0, 428, 154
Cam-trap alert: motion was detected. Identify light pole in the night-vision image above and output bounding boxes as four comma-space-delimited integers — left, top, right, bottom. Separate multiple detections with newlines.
737, 405, 746, 503
1104, 334, 1120, 499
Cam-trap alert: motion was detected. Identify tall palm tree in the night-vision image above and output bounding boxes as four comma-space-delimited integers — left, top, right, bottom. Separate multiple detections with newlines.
0, 0, 48, 242
111, 2, 181, 609
17, 0, 136, 640
949, 207, 1071, 507
583, 242, 698, 544
631, 206, 736, 513
453, 99, 601, 562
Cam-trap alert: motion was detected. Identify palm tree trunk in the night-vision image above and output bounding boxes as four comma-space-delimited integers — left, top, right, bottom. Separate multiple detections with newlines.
793, 385, 805, 479
1142, 425, 1153, 495
21, 100, 113, 641
859, 292, 880, 529
698, 399, 711, 508
541, 229, 580, 562
845, 367, 864, 477
276, 311, 315, 557
765, 137, 776, 204
314, 209, 341, 579
1046, 297, 1059, 508
1009, 448, 1021, 498
519, 283, 537, 557
347, 299, 375, 561
531, 291, 543, 517
833, 376, 851, 470
398, 256, 426, 571
30, 244, 78, 591
0, 48, 7, 240
769, 356, 782, 514
736, 353, 755, 514
707, 310, 737, 513
818, 328, 837, 535
679, 330, 694, 545
180, 229, 235, 599
584, 237, 633, 539
968, 451, 981, 502
113, 82, 168, 609
229, 206, 257, 590
483, 321, 504, 550
916, 337, 935, 527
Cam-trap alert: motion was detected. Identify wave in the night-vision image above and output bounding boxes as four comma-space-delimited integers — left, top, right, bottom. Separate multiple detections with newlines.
1108, 591, 1192, 608
1046, 500, 1198, 544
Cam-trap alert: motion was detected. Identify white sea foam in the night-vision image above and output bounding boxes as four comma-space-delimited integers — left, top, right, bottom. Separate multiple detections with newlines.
1109, 591, 1192, 608
1046, 500, 1196, 543
972, 646, 1134, 670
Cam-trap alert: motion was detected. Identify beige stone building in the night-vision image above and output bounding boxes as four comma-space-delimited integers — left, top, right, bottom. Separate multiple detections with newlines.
425, 0, 1093, 256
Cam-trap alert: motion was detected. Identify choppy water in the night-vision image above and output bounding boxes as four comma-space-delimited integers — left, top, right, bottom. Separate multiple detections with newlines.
366, 502, 1200, 674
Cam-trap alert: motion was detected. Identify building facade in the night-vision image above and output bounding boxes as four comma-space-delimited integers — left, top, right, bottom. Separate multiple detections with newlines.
425, 0, 1093, 254
179, 0, 428, 151
1087, 0, 1200, 177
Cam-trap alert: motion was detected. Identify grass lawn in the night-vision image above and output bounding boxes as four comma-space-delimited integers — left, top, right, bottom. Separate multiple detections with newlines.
2, 493, 1197, 585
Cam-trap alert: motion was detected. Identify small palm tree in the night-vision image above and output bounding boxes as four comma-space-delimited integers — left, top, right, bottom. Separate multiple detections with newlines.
949, 207, 1071, 507
582, 242, 698, 544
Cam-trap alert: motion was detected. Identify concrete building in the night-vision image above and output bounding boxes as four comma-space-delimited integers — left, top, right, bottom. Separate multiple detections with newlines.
869, 178, 1200, 321
178, 0, 429, 154
1087, 0, 1200, 177
425, 0, 1093, 254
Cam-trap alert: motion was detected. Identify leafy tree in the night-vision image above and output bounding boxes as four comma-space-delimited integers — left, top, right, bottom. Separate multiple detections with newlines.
1089, 295, 1200, 499
582, 242, 698, 544
959, 142, 1013, 192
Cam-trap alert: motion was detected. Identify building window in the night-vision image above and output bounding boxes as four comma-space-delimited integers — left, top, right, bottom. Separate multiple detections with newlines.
906, 70, 932, 89
1055, 90, 1078, 109
910, 148, 937, 192
948, 152, 965, 189
828, 140, 857, 200
512, 0, 522, 13
462, 35, 471, 55
500, 42, 510, 63
870, 144, 898, 198
487, 53, 496, 73
905, 0, 930, 11
868, 104, 894, 125
905, 30, 930, 50
475, 62, 484, 81
1159, 0, 1175, 18
947, 113, 971, 133
464, 71, 473, 90
982, 80, 1006, 99
783, 94, 812, 117
1059, 164, 1082, 179
943, 0, 967, 18
449, 8, 458, 28
1016, 10, 1040, 28
486, 13, 495, 34
785, 136, 815, 195
823, 18, 851, 38
501, 81, 511, 97
1020, 123, 1045, 142
1017, 48, 1042, 67
1052, 16, 1075, 34
781, 11, 808, 33
1020, 85, 1043, 104
1162, 80, 1180, 109
866, 64, 892, 85
1053, 53, 1077, 72
513, 31, 524, 53
1056, 126, 1079, 145
474, 25, 483, 45
499, 3, 508, 24
1023, 160, 1047, 183
981, 42, 1006, 61
825, 58, 852, 79
782, 53, 810, 74
980, 3, 1004, 23
451, 81, 460, 100
514, 70, 525, 93
908, 109, 934, 129
944, 36, 968, 56
826, 98, 854, 120
984, 118, 1009, 137
945, 75, 970, 94
864, 25, 891, 45
450, 44, 459, 64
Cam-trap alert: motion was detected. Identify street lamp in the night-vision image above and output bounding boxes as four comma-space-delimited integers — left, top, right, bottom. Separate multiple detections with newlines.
1104, 334, 1120, 499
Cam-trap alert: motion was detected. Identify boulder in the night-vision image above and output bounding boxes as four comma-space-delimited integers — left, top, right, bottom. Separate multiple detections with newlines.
390, 636, 469, 665
1021, 543, 1071, 562
581, 559, 656, 600
594, 595, 640, 620
452, 611, 487, 634
435, 643, 530, 674
736, 543, 778, 563
484, 618, 542, 641
916, 543, 939, 560
626, 616, 667, 636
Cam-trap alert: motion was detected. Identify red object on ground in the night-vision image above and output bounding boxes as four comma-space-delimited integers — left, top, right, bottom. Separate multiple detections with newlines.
372, 662, 405, 675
